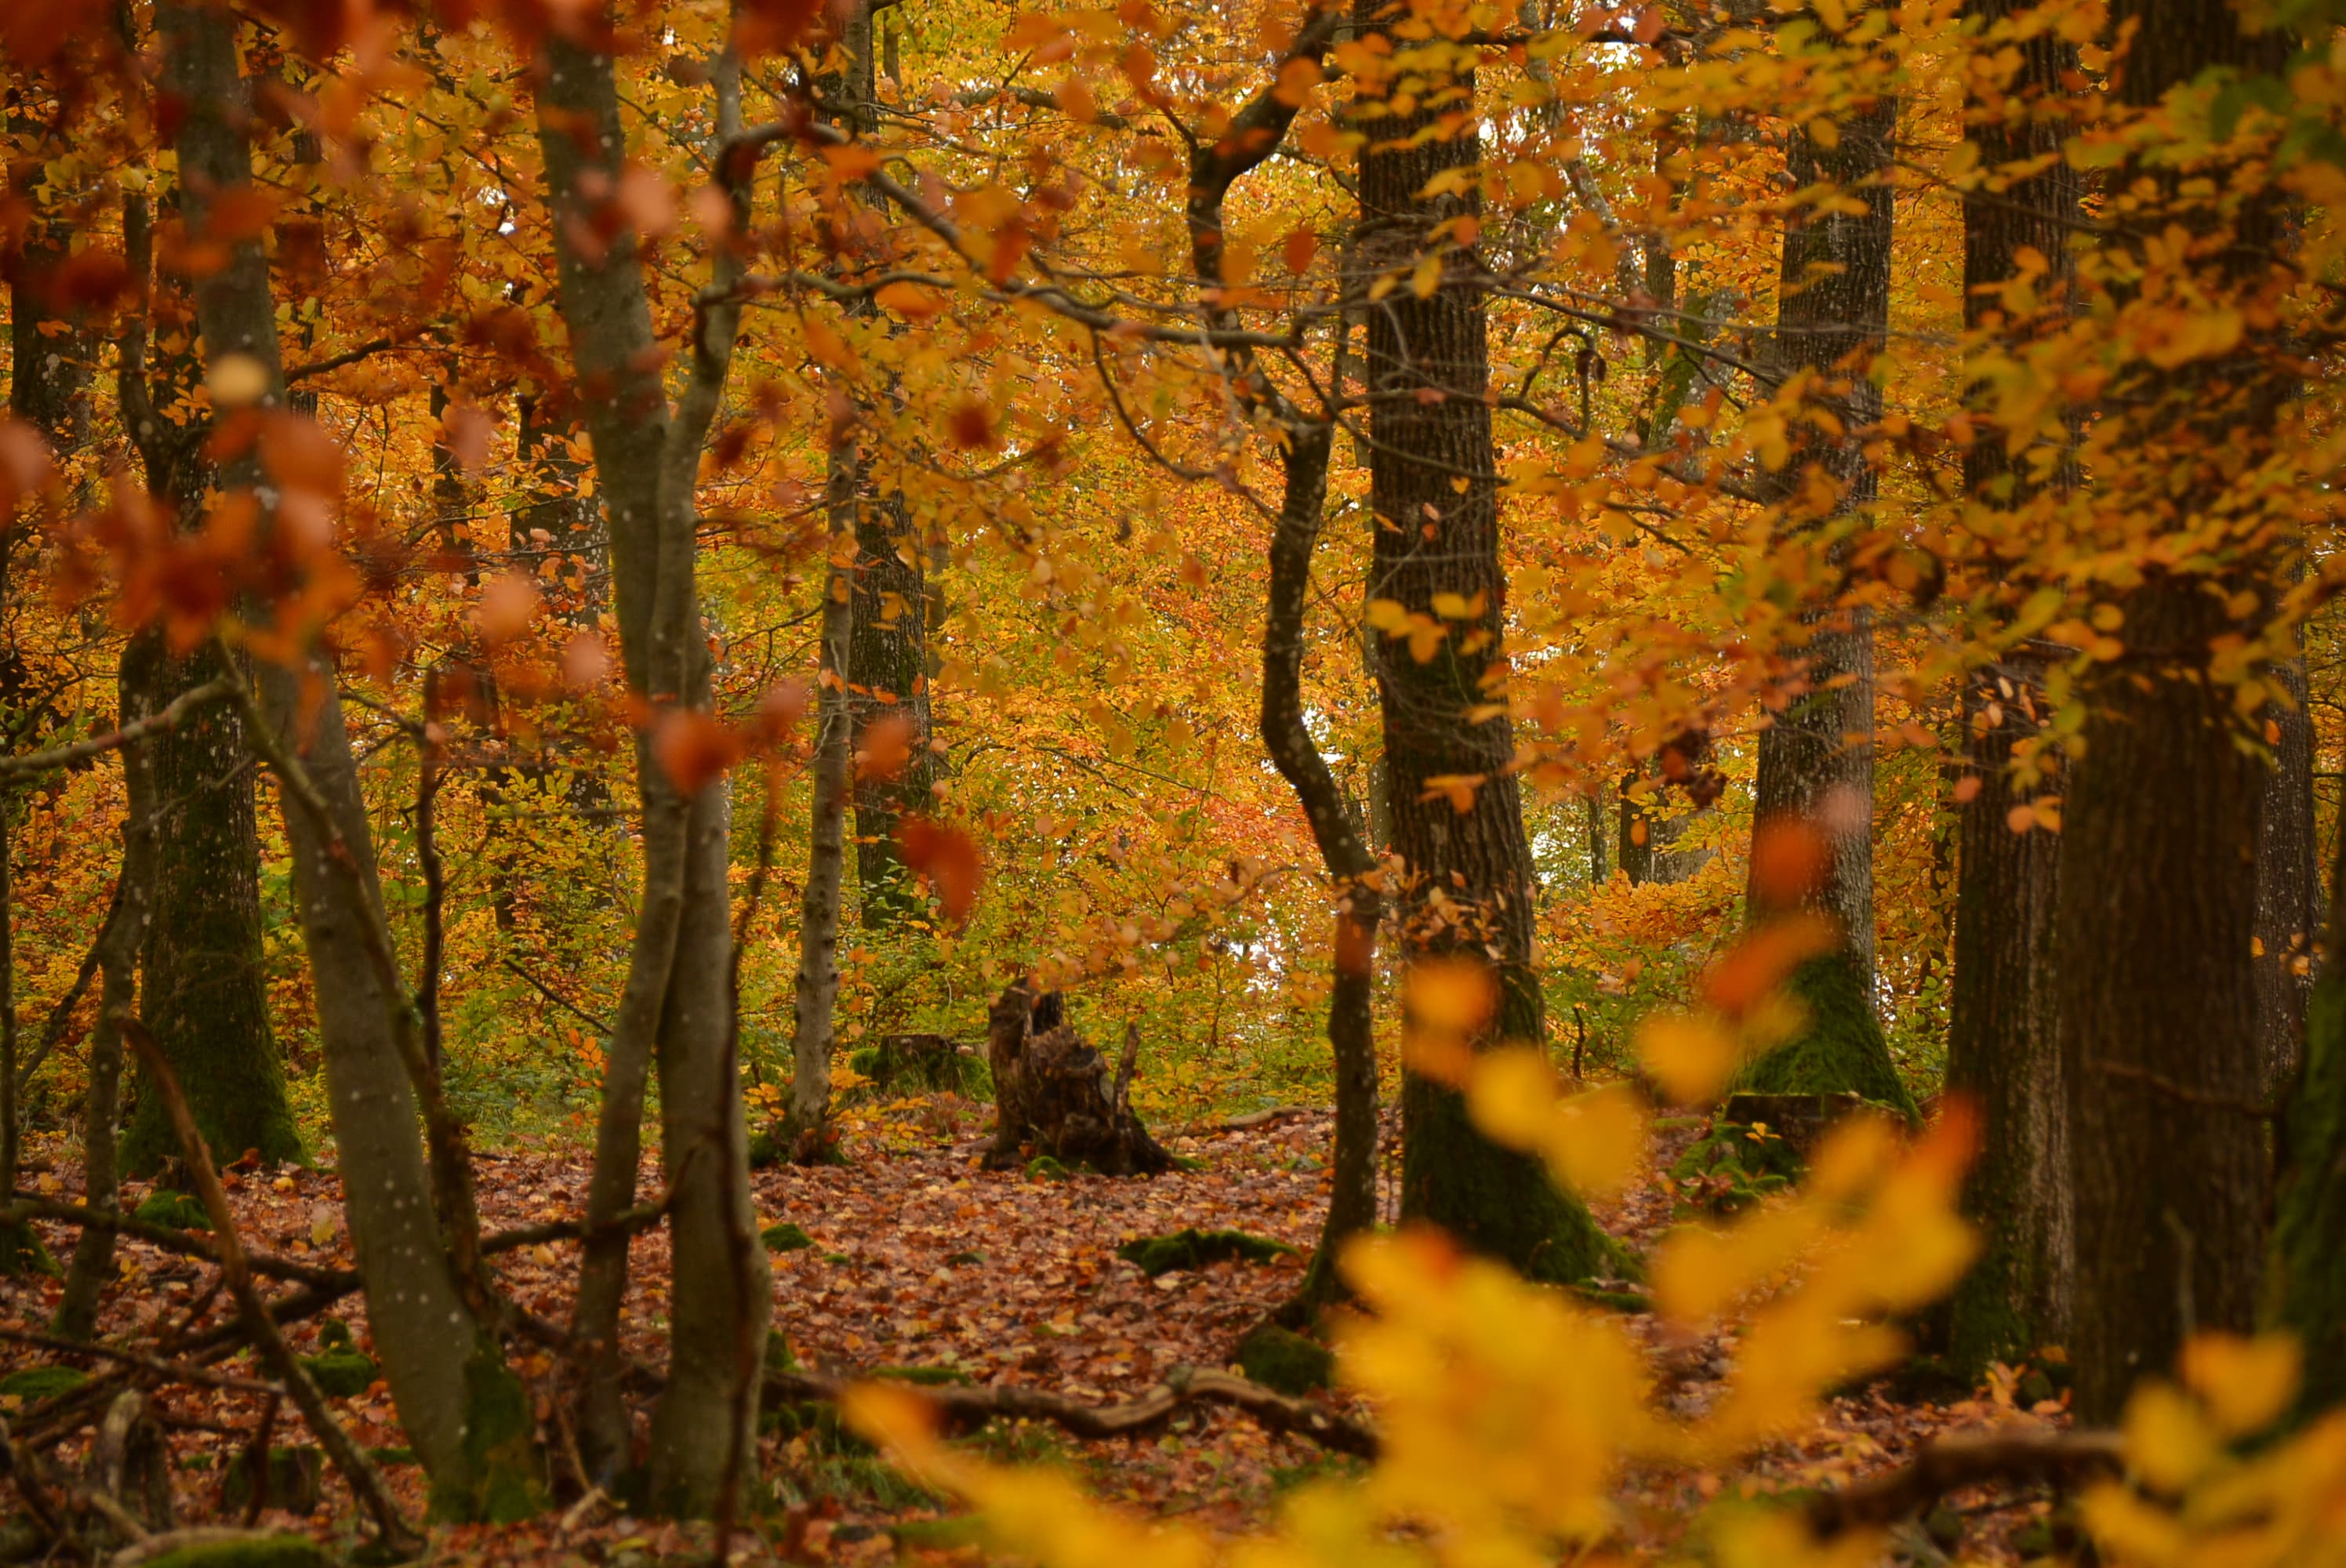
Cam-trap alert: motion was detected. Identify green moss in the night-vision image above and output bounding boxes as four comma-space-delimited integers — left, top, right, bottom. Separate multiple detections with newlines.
298, 1347, 377, 1399
0, 1218, 58, 1279
138, 1534, 328, 1568
427, 1335, 548, 1524
1117, 1228, 1298, 1276
946, 1248, 986, 1265
1234, 1323, 1334, 1396
0, 1365, 87, 1401
761, 1221, 814, 1252
2270, 968, 2346, 1423
891, 1516, 986, 1550
1024, 1155, 1070, 1181
1171, 1153, 1208, 1173
133, 1189, 212, 1232
1730, 955, 1919, 1122
1566, 1285, 1654, 1315
1401, 1070, 1640, 1286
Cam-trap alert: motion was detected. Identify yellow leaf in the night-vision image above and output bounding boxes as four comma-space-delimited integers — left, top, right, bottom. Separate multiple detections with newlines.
1411, 252, 1444, 299
1636, 1011, 1739, 1105
2124, 1381, 2219, 1493
2179, 1332, 2301, 1439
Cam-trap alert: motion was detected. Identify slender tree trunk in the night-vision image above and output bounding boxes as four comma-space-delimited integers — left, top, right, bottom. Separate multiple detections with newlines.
849, 491, 934, 927
2255, 644, 2319, 1092
2272, 741, 2346, 1421
1942, 0, 2079, 1378
2057, 0, 2291, 1425
53, 820, 151, 1339
1259, 422, 1379, 1322
536, 20, 768, 1512
1737, 83, 1912, 1116
1353, 0, 1622, 1283
156, 0, 539, 1516
787, 470, 853, 1160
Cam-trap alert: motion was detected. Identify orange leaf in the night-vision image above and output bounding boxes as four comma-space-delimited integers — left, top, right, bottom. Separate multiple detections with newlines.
654, 711, 741, 797
899, 816, 983, 920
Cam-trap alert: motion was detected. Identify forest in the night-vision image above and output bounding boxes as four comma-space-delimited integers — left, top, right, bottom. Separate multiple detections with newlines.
1, 0, 2344, 1561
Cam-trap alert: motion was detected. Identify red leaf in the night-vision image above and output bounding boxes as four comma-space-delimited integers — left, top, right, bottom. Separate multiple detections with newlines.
899, 816, 982, 921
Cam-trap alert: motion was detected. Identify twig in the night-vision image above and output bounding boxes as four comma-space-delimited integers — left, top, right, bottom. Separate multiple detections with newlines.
478, 1190, 676, 1254
5, 1196, 355, 1290
500, 955, 616, 1036
122, 1018, 416, 1550
12, 873, 119, 1094
1805, 1430, 2126, 1537
0, 680, 234, 781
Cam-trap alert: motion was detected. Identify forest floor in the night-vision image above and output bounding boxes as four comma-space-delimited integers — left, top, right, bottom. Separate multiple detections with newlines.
0, 1093, 2072, 1563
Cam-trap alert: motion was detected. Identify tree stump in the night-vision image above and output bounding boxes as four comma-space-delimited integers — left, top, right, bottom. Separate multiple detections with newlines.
982, 983, 1171, 1175
847, 1033, 989, 1098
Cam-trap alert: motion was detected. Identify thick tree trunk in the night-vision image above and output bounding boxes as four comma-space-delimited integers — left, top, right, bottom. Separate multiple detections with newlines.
1738, 87, 1911, 1116
536, 24, 768, 1511
1353, 0, 1622, 1283
156, 0, 537, 1516
1942, 0, 2078, 1378
116, 634, 298, 1174
2055, 0, 2290, 1426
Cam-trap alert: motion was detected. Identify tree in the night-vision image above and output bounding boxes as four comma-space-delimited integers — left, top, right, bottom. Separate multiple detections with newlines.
1352, 0, 1624, 1283
2054, 0, 2293, 1425
1733, 34, 1912, 1120
153, 0, 540, 1518
533, 13, 772, 1510
1940, 0, 2079, 1380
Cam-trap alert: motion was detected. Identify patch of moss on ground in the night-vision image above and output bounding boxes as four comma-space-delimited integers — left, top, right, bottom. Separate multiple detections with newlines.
1234, 1322, 1333, 1395
1117, 1228, 1297, 1276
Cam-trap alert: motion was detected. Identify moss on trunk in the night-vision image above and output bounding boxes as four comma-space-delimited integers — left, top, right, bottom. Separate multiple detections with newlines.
1404, 1070, 1636, 1285
2270, 935, 2346, 1422
1732, 956, 1917, 1122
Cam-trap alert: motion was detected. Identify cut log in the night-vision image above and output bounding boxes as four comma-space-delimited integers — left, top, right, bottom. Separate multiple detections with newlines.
982, 983, 1172, 1176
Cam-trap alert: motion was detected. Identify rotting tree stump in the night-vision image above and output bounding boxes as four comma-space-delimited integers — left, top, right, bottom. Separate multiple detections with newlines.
983, 982, 1171, 1176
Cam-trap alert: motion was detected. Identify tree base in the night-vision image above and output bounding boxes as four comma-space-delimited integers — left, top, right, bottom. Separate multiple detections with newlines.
1732, 954, 1919, 1121
1402, 1074, 1637, 1286
0, 1216, 58, 1279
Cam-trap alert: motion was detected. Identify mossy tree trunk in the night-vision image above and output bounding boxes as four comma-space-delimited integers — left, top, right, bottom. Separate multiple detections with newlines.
116, 633, 300, 1174
1941, 0, 2077, 1379
1738, 78, 1909, 1116
1353, 0, 1622, 1284
2054, 0, 2290, 1425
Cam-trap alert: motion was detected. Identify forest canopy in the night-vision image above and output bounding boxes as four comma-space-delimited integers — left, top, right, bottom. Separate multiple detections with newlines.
2, 0, 2346, 1561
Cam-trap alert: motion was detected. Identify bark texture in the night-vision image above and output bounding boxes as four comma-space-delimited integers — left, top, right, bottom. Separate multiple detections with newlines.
848, 486, 935, 927
982, 985, 1171, 1176
1353, 0, 1622, 1283
1738, 83, 1908, 1114
2272, 781, 2346, 1421
1943, 0, 2077, 1378
2055, 0, 2291, 1426
2253, 646, 2318, 1093
156, 0, 535, 1516
786, 464, 854, 1161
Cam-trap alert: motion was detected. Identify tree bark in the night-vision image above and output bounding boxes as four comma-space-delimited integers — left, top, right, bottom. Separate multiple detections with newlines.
786, 462, 854, 1160
1353, 0, 1622, 1283
155, 0, 537, 1517
52, 826, 150, 1339
2254, 645, 2318, 1093
535, 20, 769, 1512
848, 487, 935, 927
2056, 0, 2291, 1425
1942, 0, 2079, 1379
1737, 82, 1911, 1116
2272, 735, 2346, 1422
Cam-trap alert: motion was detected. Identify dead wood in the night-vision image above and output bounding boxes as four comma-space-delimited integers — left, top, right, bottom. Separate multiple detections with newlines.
1805, 1429, 2125, 1537
982, 982, 1172, 1176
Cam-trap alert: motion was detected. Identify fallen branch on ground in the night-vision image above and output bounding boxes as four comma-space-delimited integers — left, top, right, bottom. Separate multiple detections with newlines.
7, 1196, 355, 1290
1806, 1429, 2126, 1537
769, 1365, 1380, 1460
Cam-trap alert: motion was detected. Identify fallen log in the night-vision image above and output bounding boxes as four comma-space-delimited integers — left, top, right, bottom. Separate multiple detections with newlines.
1805, 1429, 2125, 1537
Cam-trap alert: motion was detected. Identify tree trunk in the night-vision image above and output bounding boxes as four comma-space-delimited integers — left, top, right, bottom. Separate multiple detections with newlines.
786, 450, 855, 1161
1941, 0, 2078, 1379
1258, 420, 1380, 1320
1737, 85, 1911, 1116
1352, 0, 1623, 1283
156, 0, 539, 1517
2255, 645, 2318, 1094
848, 487, 935, 928
2055, 0, 2291, 1427
52, 820, 150, 1338
535, 23, 768, 1512
116, 633, 298, 1174
2272, 749, 2346, 1422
